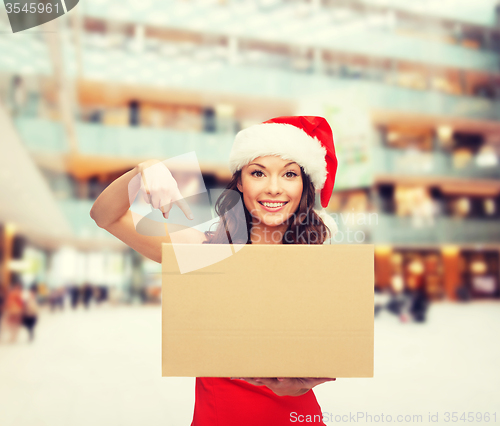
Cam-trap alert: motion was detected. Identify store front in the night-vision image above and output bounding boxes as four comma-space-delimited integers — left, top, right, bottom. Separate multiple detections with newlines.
376, 245, 500, 301
396, 249, 445, 301
459, 250, 500, 300
375, 247, 446, 301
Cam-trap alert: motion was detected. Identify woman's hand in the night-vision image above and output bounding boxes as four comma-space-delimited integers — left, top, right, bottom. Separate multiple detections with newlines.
230, 377, 336, 397
90, 159, 205, 264
136, 159, 193, 220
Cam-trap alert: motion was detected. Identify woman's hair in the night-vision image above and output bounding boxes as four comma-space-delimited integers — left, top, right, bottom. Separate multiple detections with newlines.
203, 167, 330, 245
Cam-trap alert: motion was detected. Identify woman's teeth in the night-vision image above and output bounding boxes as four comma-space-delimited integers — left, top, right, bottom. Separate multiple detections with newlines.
261, 202, 287, 208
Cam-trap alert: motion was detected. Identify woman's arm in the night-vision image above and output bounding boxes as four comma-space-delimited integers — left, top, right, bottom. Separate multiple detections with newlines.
90, 160, 205, 263
90, 164, 143, 230
91, 158, 172, 228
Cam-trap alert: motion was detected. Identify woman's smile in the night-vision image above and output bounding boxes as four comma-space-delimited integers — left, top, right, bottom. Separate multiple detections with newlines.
258, 200, 289, 212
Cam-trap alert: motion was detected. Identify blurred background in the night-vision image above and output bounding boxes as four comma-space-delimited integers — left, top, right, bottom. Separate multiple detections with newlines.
0, 0, 499, 425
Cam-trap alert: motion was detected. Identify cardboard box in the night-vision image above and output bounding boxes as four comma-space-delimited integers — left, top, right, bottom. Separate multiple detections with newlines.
162, 243, 374, 378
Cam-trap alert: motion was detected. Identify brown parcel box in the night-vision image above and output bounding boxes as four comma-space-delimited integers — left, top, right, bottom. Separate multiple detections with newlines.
162, 243, 374, 378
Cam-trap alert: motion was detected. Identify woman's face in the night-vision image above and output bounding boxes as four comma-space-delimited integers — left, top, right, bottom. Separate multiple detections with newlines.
237, 155, 303, 227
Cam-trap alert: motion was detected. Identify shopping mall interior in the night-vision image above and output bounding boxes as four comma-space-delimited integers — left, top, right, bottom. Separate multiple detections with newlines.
0, 1, 500, 424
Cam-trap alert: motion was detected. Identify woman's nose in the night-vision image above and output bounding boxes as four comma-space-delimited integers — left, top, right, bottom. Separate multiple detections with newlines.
265, 176, 282, 194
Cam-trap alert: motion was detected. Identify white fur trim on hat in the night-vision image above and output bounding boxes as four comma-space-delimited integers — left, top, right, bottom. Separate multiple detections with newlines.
314, 208, 338, 240
229, 123, 327, 190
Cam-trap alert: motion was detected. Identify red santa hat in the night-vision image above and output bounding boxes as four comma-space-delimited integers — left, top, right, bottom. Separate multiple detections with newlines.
229, 116, 338, 209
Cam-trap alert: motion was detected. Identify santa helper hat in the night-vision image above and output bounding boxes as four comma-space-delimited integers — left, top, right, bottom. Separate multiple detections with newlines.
228, 116, 338, 237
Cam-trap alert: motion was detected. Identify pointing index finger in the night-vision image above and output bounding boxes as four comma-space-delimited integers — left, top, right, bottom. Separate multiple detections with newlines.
174, 194, 194, 220
140, 170, 153, 206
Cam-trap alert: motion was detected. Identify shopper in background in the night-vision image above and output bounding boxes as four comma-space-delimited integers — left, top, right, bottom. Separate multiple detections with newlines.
49, 288, 65, 312
9, 75, 27, 116
0, 286, 5, 336
82, 283, 93, 309
374, 287, 390, 317
409, 285, 430, 323
2, 280, 24, 343
69, 285, 80, 309
22, 284, 39, 342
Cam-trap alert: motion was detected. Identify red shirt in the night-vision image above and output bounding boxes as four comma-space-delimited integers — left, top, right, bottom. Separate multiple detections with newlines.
191, 377, 326, 426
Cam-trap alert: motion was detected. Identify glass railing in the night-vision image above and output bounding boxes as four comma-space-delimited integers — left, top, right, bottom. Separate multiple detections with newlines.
366, 84, 500, 121
15, 118, 67, 153
367, 214, 500, 244
16, 118, 235, 162
373, 147, 500, 179
359, 0, 498, 27
76, 122, 234, 163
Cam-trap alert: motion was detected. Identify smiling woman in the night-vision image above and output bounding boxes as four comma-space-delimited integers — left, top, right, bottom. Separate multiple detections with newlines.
90, 115, 339, 426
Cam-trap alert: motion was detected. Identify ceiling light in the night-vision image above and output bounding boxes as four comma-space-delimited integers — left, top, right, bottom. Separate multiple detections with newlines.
437, 125, 453, 143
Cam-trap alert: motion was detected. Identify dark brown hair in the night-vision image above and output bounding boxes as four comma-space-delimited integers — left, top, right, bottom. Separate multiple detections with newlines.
203, 167, 330, 245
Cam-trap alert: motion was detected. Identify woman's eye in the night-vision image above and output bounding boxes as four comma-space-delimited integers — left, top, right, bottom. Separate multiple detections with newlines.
251, 170, 264, 177
250, 170, 297, 178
